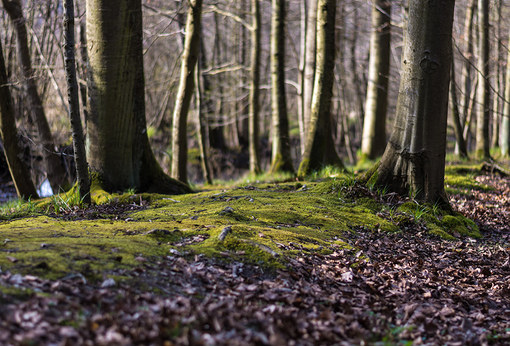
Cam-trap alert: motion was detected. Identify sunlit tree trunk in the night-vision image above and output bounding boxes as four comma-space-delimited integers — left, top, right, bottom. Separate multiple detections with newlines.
302, 0, 317, 136
171, 0, 202, 183
86, 0, 190, 194
298, 0, 343, 177
361, 0, 392, 160
194, 62, 212, 184
365, 0, 455, 205
0, 38, 37, 199
2, 0, 68, 192
248, 0, 262, 175
297, 1, 307, 154
270, 0, 294, 174
501, 27, 510, 157
475, 0, 490, 159
63, 0, 90, 204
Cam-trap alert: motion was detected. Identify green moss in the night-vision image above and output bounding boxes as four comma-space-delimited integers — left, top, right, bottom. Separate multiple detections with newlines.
441, 214, 480, 238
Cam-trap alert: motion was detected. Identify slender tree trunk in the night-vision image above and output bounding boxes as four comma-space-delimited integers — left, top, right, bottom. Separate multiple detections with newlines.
297, 0, 307, 154
450, 55, 468, 159
366, 0, 455, 204
63, 0, 90, 203
461, 0, 476, 123
298, 0, 343, 177
475, 0, 491, 159
302, 0, 317, 135
171, 0, 202, 183
248, 0, 262, 175
491, 0, 502, 149
361, 0, 392, 160
86, 0, 190, 194
194, 62, 212, 184
0, 38, 37, 199
2, 0, 68, 192
500, 27, 510, 157
270, 0, 294, 174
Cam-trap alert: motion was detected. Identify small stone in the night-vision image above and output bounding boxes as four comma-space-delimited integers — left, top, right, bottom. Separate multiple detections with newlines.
101, 278, 116, 288
219, 206, 234, 215
169, 249, 182, 256
218, 226, 232, 241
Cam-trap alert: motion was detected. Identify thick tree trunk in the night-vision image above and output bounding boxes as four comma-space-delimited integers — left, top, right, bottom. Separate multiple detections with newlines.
248, 0, 262, 175
475, 0, 491, 159
63, 0, 90, 204
171, 0, 203, 183
270, 0, 294, 174
361, 0, 391, 160
302, 0, 317, 135
297, 0, 343, 177
2, 0, 68, 192
86, 0, 191, 194
501, 27, 510, 157
366, 0, 455, 204
0, 38, 37, 199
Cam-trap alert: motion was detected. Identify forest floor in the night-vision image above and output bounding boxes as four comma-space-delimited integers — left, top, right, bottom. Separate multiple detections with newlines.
0, 163, 509, 345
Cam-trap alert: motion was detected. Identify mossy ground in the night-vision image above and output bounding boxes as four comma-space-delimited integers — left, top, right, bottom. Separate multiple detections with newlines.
0, 164, 485, 281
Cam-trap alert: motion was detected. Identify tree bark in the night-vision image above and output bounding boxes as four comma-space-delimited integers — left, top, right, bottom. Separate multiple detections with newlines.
270, 0, 294, 174
86, 0, 191, 194
365, 0, 455, 205
450, 55, 469, 159
171, 0, 203, 183
500, 27, 510, 157
475, 0, 491, 159
194, 61, 212, 184
63, 0, 90, 204
0, 38, 37, 199
2, 0, 69, 192
361, 0, 391, 160
298, 0, 343, 177
302, 0, 317, 136
248, 0, 262, 175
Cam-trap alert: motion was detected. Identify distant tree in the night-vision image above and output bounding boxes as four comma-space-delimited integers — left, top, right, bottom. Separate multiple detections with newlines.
86, 0, 190, 194
475, 0, 491, 159
270, 0, 294, 174
63, 0, 90, 204
450, 56, 469, 159
302, 0, 318, 141
297, 0, 343, 177
2, 0, 69, 192
0, 38, 37, 199
171, 0, 203, 183
365, 0, 455, 204
501, 27, 510, 158
248, 0, 262, 175
361, 0, 392, 160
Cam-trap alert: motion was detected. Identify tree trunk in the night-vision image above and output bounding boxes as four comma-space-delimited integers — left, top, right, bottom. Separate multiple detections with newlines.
365, 0, 455, 205
361, 0, 392, 160
500, 27, 510, 157
302, 0, 317, 135
297, 0, 307, 154
86, 0, 191, 194
171, 0, 203, 183
194, 62, 212, 184
2, 0, 69, 192
0, 38, 37, 199
475, 0, 491, 159
248, 0, 262, 175
450, 55, 469, 159
270, 0, 294, 174
298, 0, 343, 177
63, 0, 90, 204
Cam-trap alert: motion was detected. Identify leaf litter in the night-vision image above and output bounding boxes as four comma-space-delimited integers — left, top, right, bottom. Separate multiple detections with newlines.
0, 173, 509, 345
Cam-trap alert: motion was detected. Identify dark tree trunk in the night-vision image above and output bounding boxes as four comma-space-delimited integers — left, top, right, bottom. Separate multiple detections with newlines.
63, 0, 90, 204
